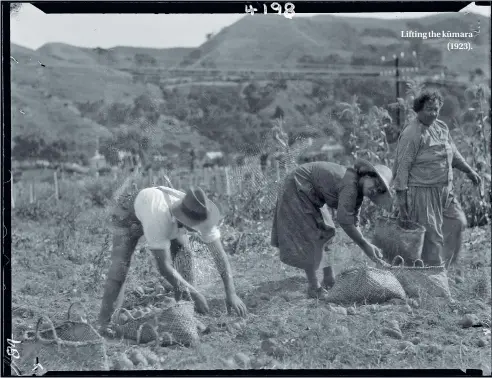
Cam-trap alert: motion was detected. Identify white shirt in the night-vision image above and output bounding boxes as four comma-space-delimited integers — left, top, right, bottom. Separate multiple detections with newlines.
134, 186, 221, 250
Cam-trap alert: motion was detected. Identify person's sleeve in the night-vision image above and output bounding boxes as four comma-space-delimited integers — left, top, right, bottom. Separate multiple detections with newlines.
337, 173, 362, 227
392, 125, 421, 191
197, 225, 221, 243
134, 188, 172, 250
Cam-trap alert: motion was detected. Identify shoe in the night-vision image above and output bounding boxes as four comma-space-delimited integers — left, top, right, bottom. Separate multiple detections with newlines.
322, 267, 335, 289
307, 286, 330, 300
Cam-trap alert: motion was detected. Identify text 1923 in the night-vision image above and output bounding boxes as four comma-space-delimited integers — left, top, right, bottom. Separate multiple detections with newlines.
245, 2, 295, 19
447, 42, 472, 51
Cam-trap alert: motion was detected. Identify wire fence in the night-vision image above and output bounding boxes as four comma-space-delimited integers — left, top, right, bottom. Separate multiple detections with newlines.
11, 160, 290, 208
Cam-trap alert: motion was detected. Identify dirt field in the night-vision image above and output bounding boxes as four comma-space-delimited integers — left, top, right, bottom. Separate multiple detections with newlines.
11, 204, 492, 372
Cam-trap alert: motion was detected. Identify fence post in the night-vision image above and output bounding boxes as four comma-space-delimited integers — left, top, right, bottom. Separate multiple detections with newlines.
275, 160, 281, 183
190, 172, 195, 188
237, 168, 242, 192
54, 171, 59, 202
224, 167, 231, 196
203, 168, 208, 190
215, 167, 220, 193
149, 168, 154, 187
194, 169, 200, 188
29, 182, 34, 204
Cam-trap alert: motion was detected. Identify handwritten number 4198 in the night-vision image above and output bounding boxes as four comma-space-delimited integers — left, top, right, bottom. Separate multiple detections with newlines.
245, 3, 295, 19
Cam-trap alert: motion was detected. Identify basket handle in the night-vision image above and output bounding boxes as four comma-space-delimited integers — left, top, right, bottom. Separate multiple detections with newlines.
391, 255, 404, 267
67, 301, 88, 323
413, 259, 424, 268
35, 315, 61, 345
136, 322, 160, 347
110, 307, 134, 324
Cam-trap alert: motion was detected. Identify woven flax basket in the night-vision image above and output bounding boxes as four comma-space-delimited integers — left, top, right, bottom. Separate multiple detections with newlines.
384, 256, 453, 299
17, 302, 109, 372
111, 301, 199, 347
373, 216, 426, 264
325, 264, 407, 305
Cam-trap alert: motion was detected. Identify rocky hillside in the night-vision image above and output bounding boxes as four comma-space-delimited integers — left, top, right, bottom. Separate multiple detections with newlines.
10, 12, 490, 165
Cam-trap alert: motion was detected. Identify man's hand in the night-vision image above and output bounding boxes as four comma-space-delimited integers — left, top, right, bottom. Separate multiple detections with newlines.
467, 170, 482, 186
98, 325, 116, 338
191, 291, 209, 314
226, 294, 248, 317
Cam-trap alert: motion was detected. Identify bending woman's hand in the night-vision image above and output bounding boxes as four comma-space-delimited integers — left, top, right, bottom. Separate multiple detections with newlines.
363, 243, 390, 267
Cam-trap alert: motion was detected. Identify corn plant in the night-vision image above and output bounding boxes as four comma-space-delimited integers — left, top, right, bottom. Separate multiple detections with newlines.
453, 83, 491, 226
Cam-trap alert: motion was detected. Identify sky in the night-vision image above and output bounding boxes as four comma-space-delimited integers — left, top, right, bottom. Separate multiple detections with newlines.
10, 2, 491, 50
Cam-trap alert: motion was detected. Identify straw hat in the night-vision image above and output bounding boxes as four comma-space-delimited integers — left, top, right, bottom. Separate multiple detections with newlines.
355, 158, 394, 211
170, 187, 222, 229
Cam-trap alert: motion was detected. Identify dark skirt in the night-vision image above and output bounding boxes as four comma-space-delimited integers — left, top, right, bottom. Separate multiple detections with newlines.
271, 172, 336, 270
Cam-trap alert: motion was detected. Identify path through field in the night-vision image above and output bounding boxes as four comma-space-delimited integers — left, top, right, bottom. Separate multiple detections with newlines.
11, 208, 492, 372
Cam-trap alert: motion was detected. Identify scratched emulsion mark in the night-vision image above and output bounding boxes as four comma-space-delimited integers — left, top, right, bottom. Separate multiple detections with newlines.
10, 3, 23, 16
31, 357, 46, 376
470, 19, 481, 38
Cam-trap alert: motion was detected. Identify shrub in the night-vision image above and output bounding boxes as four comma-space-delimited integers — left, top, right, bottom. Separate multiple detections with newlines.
83, 177, 120, 207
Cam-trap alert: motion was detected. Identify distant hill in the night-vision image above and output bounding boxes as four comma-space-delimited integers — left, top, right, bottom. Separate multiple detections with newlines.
179, 13, 489, 73
10, 12, 490, 165
37, 43, 193, 69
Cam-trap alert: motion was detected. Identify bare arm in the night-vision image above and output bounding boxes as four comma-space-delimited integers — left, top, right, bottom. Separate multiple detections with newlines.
339, 223, 371, 251
449, 135, 473, 174
206, 237, 247, 316
206, 238, 237, 298
150, 247, 199, 297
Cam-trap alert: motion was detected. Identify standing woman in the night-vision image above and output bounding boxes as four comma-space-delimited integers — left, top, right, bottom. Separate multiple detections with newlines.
392, 89, 482, 267
271, 159, 393, 300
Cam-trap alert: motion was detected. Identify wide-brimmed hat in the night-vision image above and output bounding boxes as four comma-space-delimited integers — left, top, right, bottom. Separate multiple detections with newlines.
171, 187, 222, 229
355, 158, 394, 210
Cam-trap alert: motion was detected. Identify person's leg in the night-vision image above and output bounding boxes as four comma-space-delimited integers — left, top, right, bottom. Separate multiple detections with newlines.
408, 187, 444, 266
321, 238, 336, 289
442, 195, 467, 268
319, 205, 337, 289
98, 232, 139, 327
305, 266, 320, 291
307, 237, 333, 298
99, 188, 142, 329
